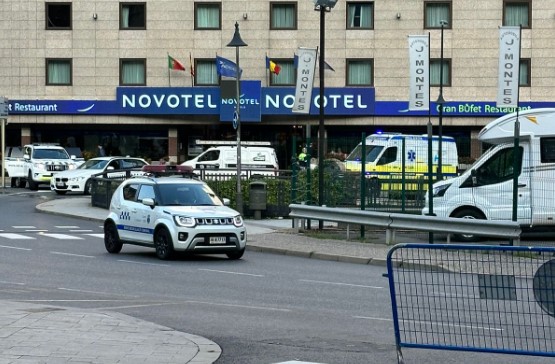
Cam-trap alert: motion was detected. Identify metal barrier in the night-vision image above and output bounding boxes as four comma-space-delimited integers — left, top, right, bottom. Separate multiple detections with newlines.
387, 243, 555, 363
288, 204, 521, 244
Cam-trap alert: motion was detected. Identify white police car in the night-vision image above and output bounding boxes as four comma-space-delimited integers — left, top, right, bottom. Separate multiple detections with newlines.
104, 165, 246, 260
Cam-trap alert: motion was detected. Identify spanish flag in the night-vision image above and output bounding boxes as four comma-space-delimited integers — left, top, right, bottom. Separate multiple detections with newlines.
168, 55, 186, 71
266, 56, 281, 75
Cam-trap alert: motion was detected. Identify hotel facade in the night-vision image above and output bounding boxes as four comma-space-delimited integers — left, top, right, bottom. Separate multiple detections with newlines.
1, 0, 551, 166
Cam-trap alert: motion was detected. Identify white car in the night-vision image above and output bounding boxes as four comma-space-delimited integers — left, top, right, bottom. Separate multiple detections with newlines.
50, 156, 148, 195
103, 167, 246, 260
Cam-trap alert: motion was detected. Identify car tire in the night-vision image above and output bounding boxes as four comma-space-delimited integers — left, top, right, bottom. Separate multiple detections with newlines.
104, 221, 123, 254
154, 228, 174, 260
55, 190, 67, 195
10, 178, 17, 188
226, 248, 245, 260
27, 172, 38, 190
452, 209, 485, 242
18, 178, 27, 188
84, 179, 92, 195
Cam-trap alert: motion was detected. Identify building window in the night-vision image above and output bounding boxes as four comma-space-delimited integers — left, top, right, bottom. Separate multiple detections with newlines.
503, 0, 531, 28
346, 59, 373, 86
424, 1, 452, 29
430, 59, 451, 86
195, 2, 221, 30
520, 58, 530, 87
195, 59, 219, 86
120, 59, 146, 86
46, 59, 72, 85
269, 59, 295, 86
270, 2, 297, 30
120, 2, 146, 29
46, 2, 72, 29
346, 2, 374, 29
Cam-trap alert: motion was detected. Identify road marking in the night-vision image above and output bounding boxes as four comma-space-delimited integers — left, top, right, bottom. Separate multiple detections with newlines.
299, 279, 384, 289
354, 316, 392, 322
273, 362, 327, 364
0, 233, 35, 240
39, 233, 83, 240
0, 244, 32, 250
86, 233, 104, 238
69, 229, 94, 232
51, 251, 95, 258
118, 259, 169, 267
26, 229, 48, 232
198, 268, 264, 277
0, 280, 25, 285
13, 226, 36, 229
55, 225, 80, 229
58, 287, 138, 297
184, 300, 291, 312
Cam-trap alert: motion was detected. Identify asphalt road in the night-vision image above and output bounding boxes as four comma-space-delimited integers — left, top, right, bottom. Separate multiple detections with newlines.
1, 190, 554, 364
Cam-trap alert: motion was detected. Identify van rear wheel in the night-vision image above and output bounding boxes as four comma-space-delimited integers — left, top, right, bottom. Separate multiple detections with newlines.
452, 209, 485, 242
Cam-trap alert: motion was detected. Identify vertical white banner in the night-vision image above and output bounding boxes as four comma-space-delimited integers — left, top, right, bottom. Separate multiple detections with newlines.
408, 35, 429, 111
292, 47, 318, 114
497, 26, 521, 108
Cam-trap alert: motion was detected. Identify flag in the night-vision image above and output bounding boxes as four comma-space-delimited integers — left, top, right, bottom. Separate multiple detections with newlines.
216, 56, 241, 78
497, 26, 521, 108
408, 35, 429, 111
266, 56, 281, 75
292, 47, 317, 114
323, 60, 335, 72
168, 55, 185, 71
189, 53, 195, 77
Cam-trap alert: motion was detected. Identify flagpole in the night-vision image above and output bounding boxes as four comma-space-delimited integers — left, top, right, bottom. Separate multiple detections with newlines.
189, 53, 194, 87
167, 53, 171, 87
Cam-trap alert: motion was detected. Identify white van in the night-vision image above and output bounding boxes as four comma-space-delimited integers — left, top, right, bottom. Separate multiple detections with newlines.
345, 133, 459, 185
181, 141, 279, 177
424, 108, 555, 241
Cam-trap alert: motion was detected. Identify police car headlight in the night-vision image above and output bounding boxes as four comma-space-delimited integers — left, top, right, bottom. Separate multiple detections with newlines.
69, 176, 86, 182
233, 215, 244, 227
174, 215, 196, 227
433, 183, 450, 197
68, 164, 77, 170
33, 162, 46, 170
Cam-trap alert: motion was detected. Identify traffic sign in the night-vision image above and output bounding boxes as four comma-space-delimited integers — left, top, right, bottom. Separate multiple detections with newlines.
232, 110, 239, 129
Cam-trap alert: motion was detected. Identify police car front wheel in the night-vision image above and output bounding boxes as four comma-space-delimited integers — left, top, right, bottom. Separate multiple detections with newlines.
154, 228, 174, 260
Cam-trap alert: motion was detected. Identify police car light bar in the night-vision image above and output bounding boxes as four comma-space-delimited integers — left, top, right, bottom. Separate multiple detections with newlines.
194, 140, 271, 146
141, 164, 197, 178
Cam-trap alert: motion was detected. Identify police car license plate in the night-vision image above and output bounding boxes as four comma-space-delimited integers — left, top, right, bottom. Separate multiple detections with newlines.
209, 236, 226, 245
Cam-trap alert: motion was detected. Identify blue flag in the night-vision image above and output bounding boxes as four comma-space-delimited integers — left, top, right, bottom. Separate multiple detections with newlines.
216, 56, 242, 78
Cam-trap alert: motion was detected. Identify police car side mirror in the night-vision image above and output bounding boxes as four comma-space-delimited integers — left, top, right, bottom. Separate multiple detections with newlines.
222, 198, 230, 206
142, 198, 156, 209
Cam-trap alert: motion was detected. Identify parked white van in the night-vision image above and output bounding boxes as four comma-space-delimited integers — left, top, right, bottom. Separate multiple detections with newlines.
424, 108, 555, 241
181, 141, 279, 177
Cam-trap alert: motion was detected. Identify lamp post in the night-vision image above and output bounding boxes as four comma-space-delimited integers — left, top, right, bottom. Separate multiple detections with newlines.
436, 19, 447, 181
314, 0, 338, 229
227, 22, 247, 214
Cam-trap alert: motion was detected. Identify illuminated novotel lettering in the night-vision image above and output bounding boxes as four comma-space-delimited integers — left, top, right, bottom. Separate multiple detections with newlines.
121, 94, 218, 109
266, 94, 368, 109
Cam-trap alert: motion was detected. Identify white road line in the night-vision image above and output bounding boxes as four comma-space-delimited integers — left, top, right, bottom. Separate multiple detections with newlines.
55, 226, 80, 228
354, 316, 392, 322
198, 268, 264, 277
26, 230, 48, 232
58, 287, 138, 297
86, 233, 105, 238
13, 226, 36, 229
0, 280, 25, 285
69, 230, 93, 232
184, 300, 291, 312
0, 233, 35, 240
0, 245, 32, 250
299, 279, 384, 289
51, 251, 95, 258
118, 259, 169, 267
39, 233, 83, 240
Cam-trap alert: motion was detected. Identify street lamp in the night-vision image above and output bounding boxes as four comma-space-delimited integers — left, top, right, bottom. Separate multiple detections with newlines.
437, 19, 447, 181
227, 22, 248, 214
314, 0, 338, 229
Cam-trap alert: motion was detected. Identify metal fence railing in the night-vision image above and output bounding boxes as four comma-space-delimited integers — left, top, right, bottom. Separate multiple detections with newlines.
387, 243, 555, 363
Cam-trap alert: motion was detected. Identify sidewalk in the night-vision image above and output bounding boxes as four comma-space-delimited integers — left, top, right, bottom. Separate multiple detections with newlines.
0, 196, 392, 364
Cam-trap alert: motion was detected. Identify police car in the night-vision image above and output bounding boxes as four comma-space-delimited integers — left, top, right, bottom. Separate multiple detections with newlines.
103, 165, 246, 260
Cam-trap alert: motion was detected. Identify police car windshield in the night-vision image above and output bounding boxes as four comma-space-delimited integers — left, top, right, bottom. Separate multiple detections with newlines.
157, 183, 223, 206
345, 145, 384, 162
78, 159, 109, 170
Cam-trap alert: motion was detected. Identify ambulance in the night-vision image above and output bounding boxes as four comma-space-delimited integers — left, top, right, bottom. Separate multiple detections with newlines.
424, 108, 555, 241
344, 133, 459, 184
